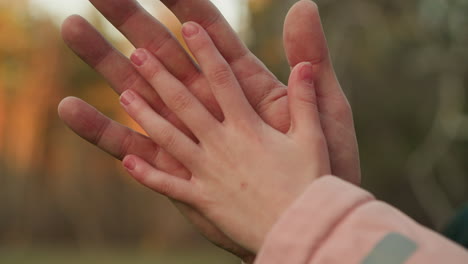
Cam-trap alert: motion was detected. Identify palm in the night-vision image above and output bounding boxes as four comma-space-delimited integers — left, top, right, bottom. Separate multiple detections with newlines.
58, 0, 360, 260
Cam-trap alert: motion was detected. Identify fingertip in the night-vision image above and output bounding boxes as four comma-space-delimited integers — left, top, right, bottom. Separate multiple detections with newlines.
293, 0, 319, 13
123, 155, 137, 171
182, 22, 201, 38
298, 62, 314, 84
56, 97, 109, 143
61, 15, 87, 43
120, 90, 136, 107
130, 48, 148, 67
284, 0, 326, 68
57, 96, 84, 121
57, 96, 71, 118
60, 15, 111, 67
289, 62, 315, 88
286, 0, 319, 26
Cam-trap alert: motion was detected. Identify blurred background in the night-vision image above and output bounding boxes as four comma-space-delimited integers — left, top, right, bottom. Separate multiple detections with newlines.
0, 0, 467, 263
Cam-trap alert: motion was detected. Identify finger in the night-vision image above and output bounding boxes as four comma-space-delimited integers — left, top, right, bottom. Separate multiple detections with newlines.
88, 0, 199, 85
287, 63, 321, 140
62, 15, 199, 139
161, 0, 284, 112
58, 96, 158, 161
182, 22, 256, 122
62, 14, 223, 123
123, 155, 196, 203
161, 0, 250, 65
120, 90, 201, 168
130, 48, 221, 141
284, 0, 360, 184
284, 0, 349, 111
284, 1, 329, 69
58, 97, 192, 180
61, 15, 163, 110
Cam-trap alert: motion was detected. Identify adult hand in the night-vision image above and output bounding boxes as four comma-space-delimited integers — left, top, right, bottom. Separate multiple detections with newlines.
58, 0, 360, 261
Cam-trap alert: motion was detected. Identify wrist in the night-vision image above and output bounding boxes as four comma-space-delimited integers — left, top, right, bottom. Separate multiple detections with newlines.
251, 185, 310, 251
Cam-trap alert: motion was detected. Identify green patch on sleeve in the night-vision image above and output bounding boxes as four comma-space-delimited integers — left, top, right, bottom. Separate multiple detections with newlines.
362, 233, 418, 264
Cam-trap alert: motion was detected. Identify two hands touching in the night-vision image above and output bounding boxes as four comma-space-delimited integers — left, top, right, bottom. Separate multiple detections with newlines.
121, 22, 330, 252
58, 0, 360, 262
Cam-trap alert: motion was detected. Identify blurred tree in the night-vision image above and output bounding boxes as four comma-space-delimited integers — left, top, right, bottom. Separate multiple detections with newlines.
0, 2, 198, 251
406, 0, 468, 229
247, 0, 296, 83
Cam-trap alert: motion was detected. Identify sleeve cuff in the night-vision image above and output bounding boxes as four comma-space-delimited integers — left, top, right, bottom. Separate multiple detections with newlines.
255, 176, 374, 264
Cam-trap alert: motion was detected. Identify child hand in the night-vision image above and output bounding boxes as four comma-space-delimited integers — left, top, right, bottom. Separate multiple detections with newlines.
119, 22, 331, 253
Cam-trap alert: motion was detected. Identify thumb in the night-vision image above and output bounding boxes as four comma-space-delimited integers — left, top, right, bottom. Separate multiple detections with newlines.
288, 62, 321, 140
283, 0, 345, 102
284, 1, 361, 185
284, 0, 329, 68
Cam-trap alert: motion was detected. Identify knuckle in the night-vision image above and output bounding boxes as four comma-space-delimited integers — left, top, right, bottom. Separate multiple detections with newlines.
197, 10, 222, 30
209, 66, 233, 87
155, 179, 174, 197
139, 168, 173, 196
170, 90, 194, 113
145, 61, 165, 81
93, 118, 111, 146
117, 130, 134, 160
119, 69, 140, 92
138, 165, 151, 181
297, 85, 318, 106
145, 31, 172, 55
192, 36, 209, 52
189, 31, 213, 54
158, 126, 178, 150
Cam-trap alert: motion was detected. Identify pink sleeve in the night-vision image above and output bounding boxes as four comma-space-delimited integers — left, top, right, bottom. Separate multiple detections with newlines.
254, 176, 468, 264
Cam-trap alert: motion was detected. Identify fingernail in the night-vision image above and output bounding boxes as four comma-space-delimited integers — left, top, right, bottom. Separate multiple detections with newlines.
120, 90, 135, 106
182, 22, 199, 38
123, 157, 136, 171
300, 62, 314, 83
131, 49, 147, 66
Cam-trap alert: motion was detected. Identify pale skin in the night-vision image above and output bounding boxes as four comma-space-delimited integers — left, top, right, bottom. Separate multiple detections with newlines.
121, 21, 331, 252
58, 0, 360, 262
